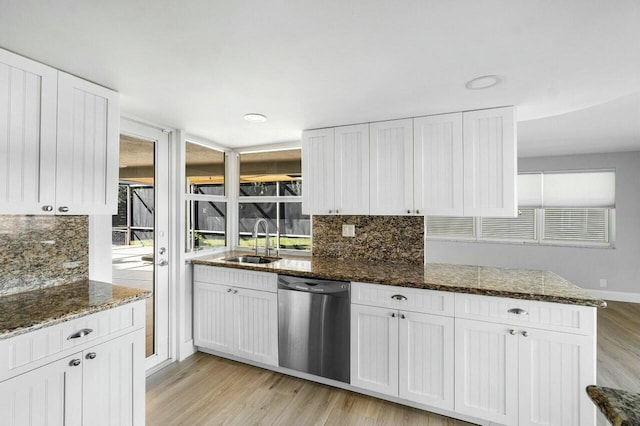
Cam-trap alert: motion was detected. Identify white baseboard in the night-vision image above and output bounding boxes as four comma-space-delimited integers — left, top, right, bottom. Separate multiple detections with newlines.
178, 339, 196, 361
588, 289, 640, 303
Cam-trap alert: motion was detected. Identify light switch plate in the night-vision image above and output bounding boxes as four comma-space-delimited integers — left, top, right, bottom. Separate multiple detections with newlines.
342, 224, 355, 237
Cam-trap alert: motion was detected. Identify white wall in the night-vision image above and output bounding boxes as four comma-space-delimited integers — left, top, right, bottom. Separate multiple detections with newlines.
426, 151, 640, 294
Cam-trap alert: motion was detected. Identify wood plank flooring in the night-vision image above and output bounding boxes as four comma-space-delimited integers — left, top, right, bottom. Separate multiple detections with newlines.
147, 301, 640, 426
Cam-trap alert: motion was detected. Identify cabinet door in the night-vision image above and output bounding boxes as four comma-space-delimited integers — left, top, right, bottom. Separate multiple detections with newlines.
399, 311, 454, 410
193, 281, 233, 354
413, 113, 463, 216
518, 329, 596, 426
454, 318, 518, 425
302, 128, 335, 215
350, 304, 398, 396
369, 119, 413, 215
82, 329, 145, 426
0, 352, 83, 426
56, 71, 120, 215
232, 287, 278, 366
0, 49, 57, 214
334, 124, 369, 214
463, 106, 517, 217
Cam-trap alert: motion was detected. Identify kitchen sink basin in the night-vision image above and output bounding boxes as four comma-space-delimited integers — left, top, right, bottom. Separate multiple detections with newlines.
222, 255, 281, 264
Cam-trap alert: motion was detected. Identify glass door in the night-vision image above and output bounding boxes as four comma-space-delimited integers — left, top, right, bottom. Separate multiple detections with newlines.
112, 118, 170, 369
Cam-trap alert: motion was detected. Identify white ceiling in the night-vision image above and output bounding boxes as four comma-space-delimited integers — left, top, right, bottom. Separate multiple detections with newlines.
0, 0, 639, 154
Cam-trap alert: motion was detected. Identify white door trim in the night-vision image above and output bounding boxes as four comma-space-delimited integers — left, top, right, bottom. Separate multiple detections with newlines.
120, 117, 171, 371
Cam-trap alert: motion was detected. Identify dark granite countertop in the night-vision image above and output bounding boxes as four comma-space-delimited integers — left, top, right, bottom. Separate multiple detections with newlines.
587, 385, 640, 426
0, 280, 151, 340
191, 251, 605, 307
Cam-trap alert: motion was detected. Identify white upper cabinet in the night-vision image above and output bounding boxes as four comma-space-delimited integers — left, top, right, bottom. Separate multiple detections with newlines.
56, 72, 120, 215
463, 106, 517, 217
413, 113, 464, 216
334, 124, 369, 215
302, 106, 516, 217
0, 48, 120, 215
0, 49, 58, 214
302, 128, 335, 215
370, 119, 413, 215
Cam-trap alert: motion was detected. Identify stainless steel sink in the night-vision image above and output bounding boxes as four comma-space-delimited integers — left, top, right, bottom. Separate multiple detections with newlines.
222, 255, 281, 264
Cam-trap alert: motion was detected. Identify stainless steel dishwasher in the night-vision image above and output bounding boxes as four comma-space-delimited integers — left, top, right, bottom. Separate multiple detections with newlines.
278, 275, 350, 383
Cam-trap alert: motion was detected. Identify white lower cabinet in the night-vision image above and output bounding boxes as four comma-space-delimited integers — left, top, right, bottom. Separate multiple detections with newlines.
0, 352, 83, 426
0, 327, 145, 426
194, 281, 278, 366
82, 328, 146, 426
351, 304, 454, 411
455, 318, 596, 426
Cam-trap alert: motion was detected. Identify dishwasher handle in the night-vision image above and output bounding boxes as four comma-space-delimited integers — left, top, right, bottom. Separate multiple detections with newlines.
278, 276, 349, 295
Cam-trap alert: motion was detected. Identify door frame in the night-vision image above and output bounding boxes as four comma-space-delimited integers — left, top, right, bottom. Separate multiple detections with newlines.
119, 117, 172, 371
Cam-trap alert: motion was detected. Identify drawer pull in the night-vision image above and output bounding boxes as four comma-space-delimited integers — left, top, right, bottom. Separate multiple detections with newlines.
391, 312, 396, 318
86, 352, 97, 360
391, 294, 407, 301
508, 329, 517, 335
67, 328, 94, 340
69, 359, 81, 367
522, 331, 529, 337
508, 308, 528, 316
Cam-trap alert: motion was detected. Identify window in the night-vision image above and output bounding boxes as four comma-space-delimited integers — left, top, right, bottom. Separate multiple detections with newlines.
238, 149, 310, 252
426, 170, 615, 248
185, 141, 227, 252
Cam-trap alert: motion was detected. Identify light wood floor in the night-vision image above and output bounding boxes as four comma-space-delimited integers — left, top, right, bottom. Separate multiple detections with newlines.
147, 301, 640, 426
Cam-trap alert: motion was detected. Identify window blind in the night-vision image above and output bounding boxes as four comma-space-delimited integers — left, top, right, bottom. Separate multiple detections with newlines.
480, 208, 536, 241
543, 208, 609, 243
426, 216, 475, 238
543, 171, 615, 208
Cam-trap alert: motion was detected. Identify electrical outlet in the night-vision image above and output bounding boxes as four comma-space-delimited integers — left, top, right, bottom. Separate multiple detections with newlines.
599, 279, 608, 288
342, 224, 355, 237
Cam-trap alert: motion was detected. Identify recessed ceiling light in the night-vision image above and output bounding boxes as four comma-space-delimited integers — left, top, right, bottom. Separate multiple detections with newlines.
244, 113, 268, 122
465, 75, 501, 90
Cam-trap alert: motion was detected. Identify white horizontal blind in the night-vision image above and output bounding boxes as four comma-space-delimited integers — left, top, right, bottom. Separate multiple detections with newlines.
480, 208, 536, 241
543, 208, 609, 243
426, 216, 475, 238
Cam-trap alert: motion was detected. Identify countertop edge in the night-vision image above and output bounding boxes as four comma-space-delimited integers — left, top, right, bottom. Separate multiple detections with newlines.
191, 258, 606, 308
586, 385, 640, 426
0, 288, 151, 341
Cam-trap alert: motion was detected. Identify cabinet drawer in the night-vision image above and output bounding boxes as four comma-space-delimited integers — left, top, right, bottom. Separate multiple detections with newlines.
351, 282, 454, 316
0, 300, 144, 382
194, 265, 277, 293
454, 293, 595, 336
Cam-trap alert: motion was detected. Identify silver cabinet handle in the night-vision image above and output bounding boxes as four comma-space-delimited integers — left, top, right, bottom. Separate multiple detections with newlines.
58, 206, 69, 213
328, 210, 332, 214
86, 352, 97, 360
336, 210, 339, 214
234, 289, 239, 294
227, 288, 233, 293
67, 328, 93, 340
69, 359, 81, 367
391, 294, 407, 301
391, 312, 396, 318
508, 308, 528, 316
415, 210, 420, 214
400, 314, 406, 319
407, 209, 411, 214
508, 329, 517, 335
42, 205, 53, 212
522, 331, 529, 337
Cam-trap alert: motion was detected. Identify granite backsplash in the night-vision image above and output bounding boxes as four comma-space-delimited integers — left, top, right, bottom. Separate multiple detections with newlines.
312, 215, 424, 264
0, 215, 89, 294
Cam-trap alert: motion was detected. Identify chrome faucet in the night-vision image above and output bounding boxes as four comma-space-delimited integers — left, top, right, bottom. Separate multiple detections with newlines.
253, 218, 270, 256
